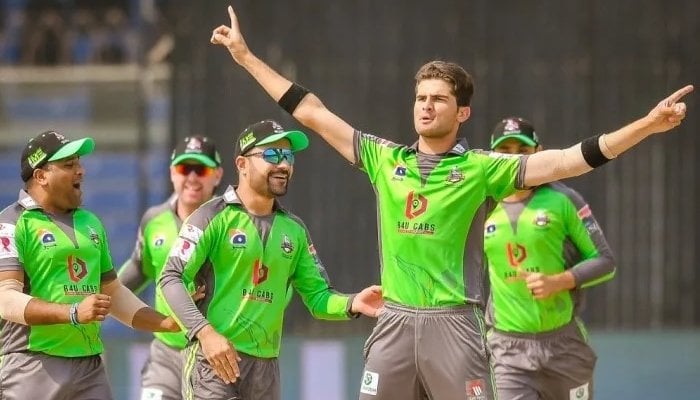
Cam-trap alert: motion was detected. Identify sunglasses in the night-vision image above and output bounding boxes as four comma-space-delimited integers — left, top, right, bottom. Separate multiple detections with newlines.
174, 163, 215, 177
244, 148, 295, 165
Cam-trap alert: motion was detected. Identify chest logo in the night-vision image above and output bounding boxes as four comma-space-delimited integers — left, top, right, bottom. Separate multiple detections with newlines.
87, 226, 100, 245
153, 234, 166, 247
252, 260, 269, 285
67, 256, 88, 282
445, 167, 464, 184
533, 211, 550, 227
392, 164, 407, 181
405, 191, 428, 219
281, 235, 294, 256
229, 229, 247, 248
38, 229, 57, 248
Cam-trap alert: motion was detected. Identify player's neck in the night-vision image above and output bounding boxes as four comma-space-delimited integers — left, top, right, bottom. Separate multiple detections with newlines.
176, 201, 199, 221
30, 188, 71, 215
417, 135, 456, 155
235, 184, 274, 216
503, 190, 534, 203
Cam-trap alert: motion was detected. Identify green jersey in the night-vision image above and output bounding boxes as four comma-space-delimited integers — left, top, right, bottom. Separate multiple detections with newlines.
484, 182, 616, 333
354, 132, 525, 307
159, 186, 353, 358
118, 195, 189, 349
0, 191, 115, 357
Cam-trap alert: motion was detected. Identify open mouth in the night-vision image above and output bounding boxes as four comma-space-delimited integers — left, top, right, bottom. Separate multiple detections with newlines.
72, 183, 81, 190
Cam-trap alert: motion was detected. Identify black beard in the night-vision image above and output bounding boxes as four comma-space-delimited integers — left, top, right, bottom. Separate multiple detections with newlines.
267, 174, 289, 196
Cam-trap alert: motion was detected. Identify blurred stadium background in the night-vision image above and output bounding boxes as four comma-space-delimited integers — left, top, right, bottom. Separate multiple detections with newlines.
0, 0, 698, 399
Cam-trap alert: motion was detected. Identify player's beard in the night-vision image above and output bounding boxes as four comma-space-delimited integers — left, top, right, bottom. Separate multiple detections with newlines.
266, 173, 289, 197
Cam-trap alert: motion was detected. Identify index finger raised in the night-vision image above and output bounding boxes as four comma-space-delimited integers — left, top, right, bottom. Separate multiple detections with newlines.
227, 5, 239, 30
665, 85, 694, 105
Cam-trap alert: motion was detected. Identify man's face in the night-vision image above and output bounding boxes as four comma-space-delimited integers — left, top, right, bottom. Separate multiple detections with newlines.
238, 138, 294, 198
413, 78, 470, 139
170, 160, 222, 209
40, 155, 85, 211
493, 137, 538, 155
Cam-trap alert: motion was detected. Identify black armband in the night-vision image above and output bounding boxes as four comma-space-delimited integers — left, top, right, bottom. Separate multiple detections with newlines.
580, 135, 612, 168
278, 83, 310, 115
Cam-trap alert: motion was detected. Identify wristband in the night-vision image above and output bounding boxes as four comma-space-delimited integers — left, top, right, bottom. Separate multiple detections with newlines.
580, 134, 612, 168
69, 303, 79, 325
278, 83, 310, 114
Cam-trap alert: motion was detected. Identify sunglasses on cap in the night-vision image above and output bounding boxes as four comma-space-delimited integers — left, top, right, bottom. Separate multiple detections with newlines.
244, 148, 295, 165
174, 163, 216, 177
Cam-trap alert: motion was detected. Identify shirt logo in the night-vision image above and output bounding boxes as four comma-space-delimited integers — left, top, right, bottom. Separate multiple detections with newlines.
67, 255, 88, 282
466, 379, 487, 400
181, 224, 203, 243
392, 164, 407, 181
404, 191, 428, 219
360, 370, 379, 396
0, 224, 17, 260
308, 244, 322, 265
252, 259, 269, 285
281, 235, 294, 257
153, 234, 166, 247
533, 210, 550, 227
445, 166, 464, 184
38, 228, 57, 248
87, 226, 100, 245
229, 229, 247, 248
27, 147, 48, 168
170, 238, 195, 262
485, 223, 496, 235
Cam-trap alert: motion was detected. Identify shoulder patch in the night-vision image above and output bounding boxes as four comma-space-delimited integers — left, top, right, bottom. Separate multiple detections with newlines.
169, 238, 195, 263
180, 224, 203, 244
0, 223, 17, 259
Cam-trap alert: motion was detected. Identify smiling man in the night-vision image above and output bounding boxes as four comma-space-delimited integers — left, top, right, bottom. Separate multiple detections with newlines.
118, 135, 223, 400
0, 131, 179, 400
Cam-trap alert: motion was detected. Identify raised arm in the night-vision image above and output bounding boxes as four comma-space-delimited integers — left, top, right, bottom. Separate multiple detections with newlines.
524, 85, 693, 187
210, 5, 356, 163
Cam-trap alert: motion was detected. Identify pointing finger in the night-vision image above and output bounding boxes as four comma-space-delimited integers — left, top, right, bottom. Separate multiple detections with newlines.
228, 6, 239, 31
664, 85, 694, 106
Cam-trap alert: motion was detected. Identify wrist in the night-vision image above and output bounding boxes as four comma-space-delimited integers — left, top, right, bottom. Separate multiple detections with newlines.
195, 323, 215, 340
69, 303, 80, 325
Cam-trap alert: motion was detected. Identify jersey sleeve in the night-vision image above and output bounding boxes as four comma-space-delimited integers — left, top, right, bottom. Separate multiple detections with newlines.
564, 191, 616, 288
476, 151, 529, 201
291, 227, 352, 321
158, 205, 218, 340
353, 130, 400, 183
0, 221, 21, 271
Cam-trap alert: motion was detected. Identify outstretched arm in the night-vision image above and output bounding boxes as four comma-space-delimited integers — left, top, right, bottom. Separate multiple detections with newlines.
211, 5, 356, 163
523, 85, 693, 187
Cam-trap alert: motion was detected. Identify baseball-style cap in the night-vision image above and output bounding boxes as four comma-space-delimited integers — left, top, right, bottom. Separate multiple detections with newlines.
20, 130, 95, 182
490, 117, 539, 150
171, 135, 222, 167
236, 120, 309, 156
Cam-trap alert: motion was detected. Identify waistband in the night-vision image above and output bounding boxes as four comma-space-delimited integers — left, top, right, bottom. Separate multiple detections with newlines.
491, 318, 583, 341
385, 301, 479, 317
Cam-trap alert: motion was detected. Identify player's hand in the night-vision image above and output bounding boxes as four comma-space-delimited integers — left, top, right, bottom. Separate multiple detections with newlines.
191, 284, 206, 302
351, 285, 384, 317
160, 316, 181, 332
645, 85, 693, 133
197, 324, 242, 384
210, 5, 250, 64
522, 271, 575, 300
77, 293, 111, 323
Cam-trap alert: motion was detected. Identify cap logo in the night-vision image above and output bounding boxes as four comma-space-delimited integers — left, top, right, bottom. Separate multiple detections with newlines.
239, 132, 256, 150
27, 147, 48, 168
49, 131, 69, 144
185, 137, 203, 153
271, 121, 284, 133
503, 119, 521, 133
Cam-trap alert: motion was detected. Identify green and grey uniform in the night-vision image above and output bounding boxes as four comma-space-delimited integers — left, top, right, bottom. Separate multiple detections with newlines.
119, 195, 188, 400
354, 132, 525, 400
159, 186, 355, 400
484, 182, 616, 400
0, 190, 115, 400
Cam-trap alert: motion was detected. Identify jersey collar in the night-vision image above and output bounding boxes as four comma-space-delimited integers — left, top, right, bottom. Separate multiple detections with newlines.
17, 190, 42, 210
407, 137, 470, 155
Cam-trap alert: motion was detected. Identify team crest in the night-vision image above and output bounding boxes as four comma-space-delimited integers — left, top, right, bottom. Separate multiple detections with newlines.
153, 234, 166, 247
485, 223, 496, 235
87, 226, 100, 245
445, 166, 464, 184
533, 210, 550, 227
185, 137, 202, 152
281, 235, 294, 256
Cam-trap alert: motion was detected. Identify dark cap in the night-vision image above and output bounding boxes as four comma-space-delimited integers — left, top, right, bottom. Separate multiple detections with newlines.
171, 135, 222, 167
236, 120, 309, 156
20, 130, 95, 182
490, 117, 539, 150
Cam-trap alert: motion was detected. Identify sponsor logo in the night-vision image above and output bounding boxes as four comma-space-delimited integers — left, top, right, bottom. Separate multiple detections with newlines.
392, 164, 407, 181
180, 224, 203, 243
170, 238, 195, 262
308, 244, 322, 265
360, 370, 379, 396
404, 191, 428, 219
153, 234, 166, 247
239, 132, 256, 149
577, 204, 592, 219
67, 255, 88, 282
569, 382, 589, 400
38, 228, 57, 248
141, 388, 163, 400
229, 229, 247, 248
485, 223, 496, 235
63, 283, 99, 296
397, 221, 436, 235
0, 224, 17, 259
466, 379, 487, 400
242, 287, 274, 303
504, 242, 541, 281
252, 260, 269, 285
